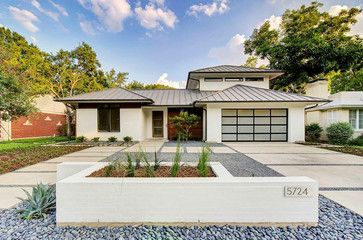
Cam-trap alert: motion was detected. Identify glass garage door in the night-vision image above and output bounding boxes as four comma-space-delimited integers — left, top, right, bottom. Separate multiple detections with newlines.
221, 109, 288, 142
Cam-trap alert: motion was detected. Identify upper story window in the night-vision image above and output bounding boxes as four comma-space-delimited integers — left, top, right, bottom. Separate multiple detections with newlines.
225, 78, 243, 82
349, 109, 363, 130
98, 104, 120, 132
204, 78, 222, 82
245, 77, 264, 81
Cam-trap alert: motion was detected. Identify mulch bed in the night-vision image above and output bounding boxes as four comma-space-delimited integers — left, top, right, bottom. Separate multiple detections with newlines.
0, 146, 90, 174
321, 146, 363, 157
88, 165, 216, 178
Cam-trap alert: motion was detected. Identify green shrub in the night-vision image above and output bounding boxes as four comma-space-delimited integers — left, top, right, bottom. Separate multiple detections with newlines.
171, 142, 182, 177
17, 183, 56, 220
126, 153, 135, 177
75, 136, 86, 143
104, 164, 116, 177
123, 136, 132, 143
198, 145, 211, 177
141, 151, 154, 177
92, 137, 100, 142
326, 122, 353, 145
108, 136, 117, 142
305, 123, 323, 142
349, 134, 363, 146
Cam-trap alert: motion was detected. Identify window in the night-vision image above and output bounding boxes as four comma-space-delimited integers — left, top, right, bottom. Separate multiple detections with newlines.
204, 78, 222, 82
98, 105, 120, 132
327, 110, 338, 124
349, 109, 363, 130
245, 77, 264, 81
225, 78, 243, 82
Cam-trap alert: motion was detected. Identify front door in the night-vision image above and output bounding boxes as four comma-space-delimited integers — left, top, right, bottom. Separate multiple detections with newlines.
152, 111, 164, 138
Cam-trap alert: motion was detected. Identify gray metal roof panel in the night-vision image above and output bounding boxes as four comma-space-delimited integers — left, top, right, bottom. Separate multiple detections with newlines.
190, 65, 284, 73
194, 85, 329, 103
57, 88, 153, 102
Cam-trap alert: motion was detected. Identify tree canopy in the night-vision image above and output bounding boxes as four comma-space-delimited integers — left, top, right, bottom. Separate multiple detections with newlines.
244, 1, 363, 92
125, 80, 175, 90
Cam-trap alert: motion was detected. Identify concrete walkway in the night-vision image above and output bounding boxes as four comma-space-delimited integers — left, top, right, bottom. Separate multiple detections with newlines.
0, 146, 124, 209
225, 142, 363, 216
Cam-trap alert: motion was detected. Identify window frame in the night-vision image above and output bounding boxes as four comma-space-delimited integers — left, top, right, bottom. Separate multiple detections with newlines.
97, 104, 120, 132
204, 77, 223, 82
225, 78, 243, 82
349, 109, 363, 130
244, 77, 264, 82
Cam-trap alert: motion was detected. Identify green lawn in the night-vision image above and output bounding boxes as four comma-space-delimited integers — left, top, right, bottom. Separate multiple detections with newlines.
0, 136, 72, 152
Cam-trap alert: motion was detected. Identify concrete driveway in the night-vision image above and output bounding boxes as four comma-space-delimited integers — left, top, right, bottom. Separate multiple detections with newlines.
225, 142, 363, 216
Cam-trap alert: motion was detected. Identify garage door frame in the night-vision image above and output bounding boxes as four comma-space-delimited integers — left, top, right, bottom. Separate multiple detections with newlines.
221, 108, 288, 142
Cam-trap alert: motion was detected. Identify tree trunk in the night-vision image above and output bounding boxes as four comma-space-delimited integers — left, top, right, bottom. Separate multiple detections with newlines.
65, 106, 72, 137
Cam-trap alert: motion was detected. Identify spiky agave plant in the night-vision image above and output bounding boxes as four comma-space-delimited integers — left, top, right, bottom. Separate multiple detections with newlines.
17, 183, 56, 220
171, 142, 182, 177
198, 145, 211, 177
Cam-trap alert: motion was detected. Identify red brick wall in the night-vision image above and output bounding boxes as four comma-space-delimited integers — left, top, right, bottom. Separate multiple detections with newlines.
11, 112, 66, 139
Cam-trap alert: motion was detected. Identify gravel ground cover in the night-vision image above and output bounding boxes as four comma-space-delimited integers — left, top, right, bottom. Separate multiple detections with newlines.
0, 196, 362, 240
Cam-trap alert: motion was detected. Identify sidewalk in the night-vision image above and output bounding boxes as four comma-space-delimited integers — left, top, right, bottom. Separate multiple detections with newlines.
0, 146, 124, 209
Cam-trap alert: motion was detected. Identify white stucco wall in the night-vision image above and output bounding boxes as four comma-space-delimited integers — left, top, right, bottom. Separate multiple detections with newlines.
205, 102, 307, 143
199, 77, 269, 91
34, 95, 66, 114
305, 81, 329, 99
76, 108, 144, 141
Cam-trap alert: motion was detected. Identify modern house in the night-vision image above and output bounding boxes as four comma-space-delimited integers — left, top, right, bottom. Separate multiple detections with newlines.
0, 95, 67, 140
305, 79, 363, 137
57, 65, 327, 143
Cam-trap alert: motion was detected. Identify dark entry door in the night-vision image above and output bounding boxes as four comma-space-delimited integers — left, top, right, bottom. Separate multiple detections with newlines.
152, 111, 164, 138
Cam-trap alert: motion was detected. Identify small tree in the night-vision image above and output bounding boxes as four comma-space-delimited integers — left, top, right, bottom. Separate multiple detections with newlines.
169, 112, 200, 141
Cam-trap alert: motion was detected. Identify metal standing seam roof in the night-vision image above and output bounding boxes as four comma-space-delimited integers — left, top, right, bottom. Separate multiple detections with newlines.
57, 88, 153, 103
189, 65, 284, 73
194, 84, 330, 103
133, 89, 216, 106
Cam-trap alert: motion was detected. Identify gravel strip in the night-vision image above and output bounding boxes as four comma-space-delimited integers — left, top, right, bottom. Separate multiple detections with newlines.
0, 196, 362, 239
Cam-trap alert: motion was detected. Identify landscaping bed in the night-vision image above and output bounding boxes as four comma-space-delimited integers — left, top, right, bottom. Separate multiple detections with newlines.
320, 146, 363, 157
0, 145, 90, 174
0, 136, 71, 152
89, 165, 216, 177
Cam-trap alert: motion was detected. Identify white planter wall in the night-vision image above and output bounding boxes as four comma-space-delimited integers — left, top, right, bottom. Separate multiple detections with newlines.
57, 162, 318, 226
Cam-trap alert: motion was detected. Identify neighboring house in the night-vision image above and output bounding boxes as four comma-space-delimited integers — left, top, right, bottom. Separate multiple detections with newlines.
0, 95, 67, 140
305, 79, 363, 138
56, 65, 327, 143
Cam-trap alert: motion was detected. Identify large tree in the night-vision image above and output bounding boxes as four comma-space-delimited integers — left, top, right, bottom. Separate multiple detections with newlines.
244, 2, 363, 92
125, 80, 175, 90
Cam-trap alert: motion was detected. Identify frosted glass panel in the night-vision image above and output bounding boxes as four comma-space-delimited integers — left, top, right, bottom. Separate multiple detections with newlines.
238, 134, 253, 141
238, 117, 253, 124
254, 134, 270, 141
254, 126, 270, 133
271, 109, 287, 116
255, 110, 270, 116
271, 117, 286, 124
222, 126, 237, 133
238, 126, 253, 133
222, 134, 236, 141
255, 117, 270, 124
222, 117, 236, 124
271, 134, 287, 141
271, 125, 286, 133
238, 110, 253, 116
222, 110, 236, 116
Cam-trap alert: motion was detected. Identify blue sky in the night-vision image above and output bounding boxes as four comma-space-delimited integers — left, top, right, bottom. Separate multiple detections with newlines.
0, 0, 362, 88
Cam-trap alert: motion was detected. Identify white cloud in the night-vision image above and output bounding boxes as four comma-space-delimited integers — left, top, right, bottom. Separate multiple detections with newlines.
78, 0, 132, 32
329, 5, 363, 37
264, 15, 282, 30
9, 6, 39, 33
208, 34, 247, 64
156, 73, 185, 89
31, 0, 59, 22
187, 0, 229, 17
49, 0, 68, 17
135, 1, 177, 30
80, 20, 96, 35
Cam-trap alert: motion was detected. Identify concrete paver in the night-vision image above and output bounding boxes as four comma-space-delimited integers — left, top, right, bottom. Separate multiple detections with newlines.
160, 147, 184, 153
15, 163, 58, 172
0, 172, 56, 185
0, 187, 32, 209
45, 156, 106, 163
246, 153, 363, 165
321, 191, 363, 216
